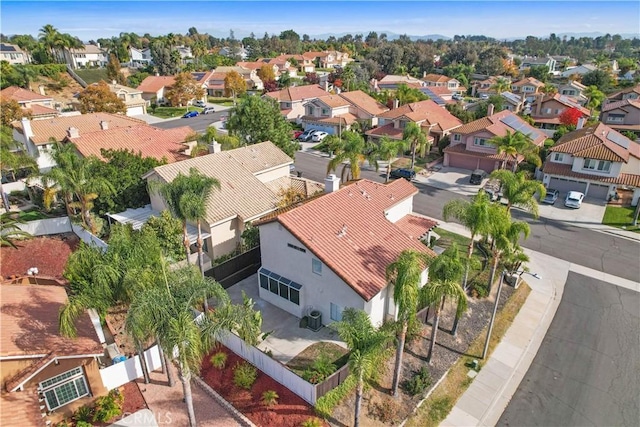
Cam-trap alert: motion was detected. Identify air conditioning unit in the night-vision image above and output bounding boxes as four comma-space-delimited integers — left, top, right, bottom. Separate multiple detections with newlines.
307, 310, 322, 332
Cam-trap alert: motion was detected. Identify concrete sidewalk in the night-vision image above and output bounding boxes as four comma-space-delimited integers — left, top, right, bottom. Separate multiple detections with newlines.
436, 220, 639, 427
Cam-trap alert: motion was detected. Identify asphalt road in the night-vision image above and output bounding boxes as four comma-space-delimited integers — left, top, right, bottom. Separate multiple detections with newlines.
498, 272, 640, 427
151, 110, 228, 133
293, 151, 640, 282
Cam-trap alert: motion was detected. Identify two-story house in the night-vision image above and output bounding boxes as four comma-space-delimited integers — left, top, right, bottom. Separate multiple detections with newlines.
371, 74, 425, 92
444, 108, 547, 172
472, 76, 510, 97
300, 90, 389, 134
560, 64, 598, 78
218, 46, 249, 60
366, 99, 462, 145
604, 85, 640, 104
302, 50, 353, 69
519, 56, 557, 74
542, 122, 640, 205
510, 77, 545, 102
422, 73, 466, 95
557, 80, 588, 105
599, 99, 640, 137
264, 85, 329, 122
530, 93, 591, 133
255, 56, 299, 78
103, 82, 147, 116
137, 75, 175, 104
63, 44, 108, 69
0, 86, 59, 119
0, 43, 27, 65
255, 176, 437, 326
209, 66, 264, 94
128, 47, 153, 68
500, 92, 526, 113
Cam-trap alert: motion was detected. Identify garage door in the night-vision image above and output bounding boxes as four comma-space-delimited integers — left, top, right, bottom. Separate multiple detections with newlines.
587, 183, 610, 200
127, 106, 145, 116
478, 158, 497, 173
548, 177, 588, 194
448, 154, 480, 171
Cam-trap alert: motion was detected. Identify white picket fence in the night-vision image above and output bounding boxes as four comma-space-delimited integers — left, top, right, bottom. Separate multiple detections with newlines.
100, 345, 163, 391
219, 332, 317, 404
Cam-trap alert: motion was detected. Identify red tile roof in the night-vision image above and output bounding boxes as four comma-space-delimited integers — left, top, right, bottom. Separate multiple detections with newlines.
550, 123, 632, 162
0, 390, 42, 427
68, 124, 193, 163
451, 110, 547, 146
394, 214, 438, 240
339, 90, 389, 116
264, 85, 328, 102
260, 179, 435, 301
444, 142, 523, 162
601, 98, 640, 113
366, 122, 404, 139
27, 104, 59, 117
0, 86, 51, 102
422, 74, 453, 83
137, 75, 175, 93
376, 100, 462, 132
542, 162, 640, 187
512, 77, 545, 88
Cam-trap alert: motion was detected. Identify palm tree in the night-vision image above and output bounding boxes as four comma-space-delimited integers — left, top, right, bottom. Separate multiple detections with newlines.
368, 137, 408, 182
541, 83, 558, 96
0, 127, 37, 182
126, 266, 249, 427
490, 77, 511, 94
422, 279, 467, 364
402, 122, 428, 170
428, 243, 467, 336
489, 130, 540, 171
0, 216, 32, 248
584, 85, 605, 116
335, 308, 392, 427
385, 249, 432, 396
326, 131, 372, 182
443, 190, 492, 291
38, 24, 60, 62
484, 204, 530, 292
490, 170, 546, 217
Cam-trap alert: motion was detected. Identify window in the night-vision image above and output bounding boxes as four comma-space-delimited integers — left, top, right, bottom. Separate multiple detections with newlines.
545, 108, 552, 114
321, 108, 329, 115
606, 114, 625, 123
555, 109, 561, 115
40, 367, 89, 411
583, 158, 611, 172
453, 134, 461, 142
259, 268, 301, 305
474, 137, 490, 147
287, 243, 306, 253
553, 153, 564, 162
330, 303, 343, 321
312, 258, 322, 275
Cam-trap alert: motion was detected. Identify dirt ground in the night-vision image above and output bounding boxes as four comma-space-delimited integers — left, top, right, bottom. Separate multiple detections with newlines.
0, 233, 79, 280
30, 73, 85, 107
330, 286, 515, 426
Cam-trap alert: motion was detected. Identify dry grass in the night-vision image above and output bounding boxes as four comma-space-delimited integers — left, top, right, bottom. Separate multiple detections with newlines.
405, 282, 532, 427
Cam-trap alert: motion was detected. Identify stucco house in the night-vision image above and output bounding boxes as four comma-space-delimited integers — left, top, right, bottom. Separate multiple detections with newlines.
210, 66, 264, 93
102, 82, 147, 116
366, 99, 462, 145
128, 47, 153, 68
0, 86, 59, 119
499, 91, 526, 113
599, 99, 640, 136
255, 177, 437, 326
0, 284, 106, 424
137, 75, 176, 104
0, 43, 27, 65
63, 44, 108, 69
557, 80, 588, 105
530, 93, 591, 132
542, 122, 640, 205
519, 56, 557, 74
510, 77, 545, 102
422, 73, 466, 94
444, 108, 547, 172
301, 90, 389, 134
371, 74, 425, 92
142, 141, 312, 265
560, 64, 598, 78
604, 85, 640, 104
303, 50, 353, 69
263, 85, 329, 121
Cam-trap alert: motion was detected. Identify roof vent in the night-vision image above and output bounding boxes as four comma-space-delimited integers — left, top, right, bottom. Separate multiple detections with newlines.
337, 224, 347, 238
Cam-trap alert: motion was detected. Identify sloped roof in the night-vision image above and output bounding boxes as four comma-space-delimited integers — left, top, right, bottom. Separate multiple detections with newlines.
27, 104, 59, 117
14, 113, 145, 144
68, 124, 193, 163
339, 90, 389, 116
365, 122, 404, 139
601, 98, 640, 113
532, 93, 591, 116
313, 94, 351, 108
550, 123, 633, 162
69, 44, 105, 54
137, 75, 176, 93
0, 391, 42, 427
606, 84, 640, 101
258, 179, 436, 301
422, 73, 454, 83
264, 85, 328, 102
543, 162, 640, 188
147, 141, 292, 224
451, 110, 547, 146
512, 77, 545, 88
377, 99, 462, 131
104, 81, 143, 95
0, 86, 52, 102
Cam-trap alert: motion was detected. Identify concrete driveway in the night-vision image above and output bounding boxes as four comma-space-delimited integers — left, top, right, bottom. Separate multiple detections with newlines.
420, 166, 487, 197
225, 274, 346, 364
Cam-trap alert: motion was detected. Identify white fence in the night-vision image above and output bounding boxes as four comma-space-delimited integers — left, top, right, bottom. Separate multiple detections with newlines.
219, 332, 317, 404
71, 223, 108, 251
100, 345, 163, 391
16, 217, 72, 236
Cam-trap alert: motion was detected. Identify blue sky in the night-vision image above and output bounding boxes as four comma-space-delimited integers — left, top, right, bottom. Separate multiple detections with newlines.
1, 1, 638, 41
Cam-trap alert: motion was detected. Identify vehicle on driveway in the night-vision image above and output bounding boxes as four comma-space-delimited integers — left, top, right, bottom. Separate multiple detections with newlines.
194, 100, 206, 107
312, 131, 328, 142
479, 93, 489, 100
292, 130, 303, 140
298, 129, 317, 142
202, 107, 215, 114
452, 93, 464, 101
182, 111, 199, 118
390, 168, 416, 181
541, 188, 560, 204
470, 169, 487, 185
483, 178, 502, 201
564, 191, 584, 208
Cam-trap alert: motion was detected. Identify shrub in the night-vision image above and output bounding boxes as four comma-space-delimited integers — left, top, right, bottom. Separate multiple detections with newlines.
76, 422, 93, 427
261, 390, 279, 407
233, 361, 257, 390
301, 418, 322, 427
73, 405, 93, 422
210, 352, 227, 370
369, 396, 401, 424
315, 375, 357, 418
404, 366, 432, 396
302, 351, 336, 384
93, 389, 123, 422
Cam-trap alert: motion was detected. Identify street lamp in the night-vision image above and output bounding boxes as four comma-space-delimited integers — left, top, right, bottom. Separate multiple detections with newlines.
482, 269, 540, 359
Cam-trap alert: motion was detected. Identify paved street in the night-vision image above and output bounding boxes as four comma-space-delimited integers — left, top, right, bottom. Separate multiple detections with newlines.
151, 110, 229, 133
497, 272, 640, 427
293, 151, 640, 282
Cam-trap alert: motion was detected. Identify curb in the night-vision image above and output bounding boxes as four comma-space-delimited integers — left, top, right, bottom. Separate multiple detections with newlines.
193, 376, 256, 427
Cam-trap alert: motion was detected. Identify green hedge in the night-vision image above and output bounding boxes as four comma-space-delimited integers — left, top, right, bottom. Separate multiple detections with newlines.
315, 375, 357, 419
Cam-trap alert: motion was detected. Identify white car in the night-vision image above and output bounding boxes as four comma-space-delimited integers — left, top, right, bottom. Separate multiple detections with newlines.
312, 131, 328, 142
564, 191, 584, 209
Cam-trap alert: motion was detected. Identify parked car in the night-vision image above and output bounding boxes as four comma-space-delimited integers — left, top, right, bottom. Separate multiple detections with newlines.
452, 93, 463, 101
470, 169, 487, 185
182, 111, 199, 118
479, 93, 489, 100
541, 188, 560, 204
298, 129, 317, 142
390, 168, 416, 181
202, 107, 215, 114
312, 131, 328, 142
194, 100, 206, 107
292, 130, 303, 140
564, 191, 584, 209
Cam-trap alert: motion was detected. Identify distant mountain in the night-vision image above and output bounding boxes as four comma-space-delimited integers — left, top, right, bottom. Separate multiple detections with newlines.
309, 31, 451, 41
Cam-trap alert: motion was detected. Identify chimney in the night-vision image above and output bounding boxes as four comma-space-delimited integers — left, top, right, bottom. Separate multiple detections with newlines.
325, 174, 340, 193
535, 93, 543, 116
393, 99, 399, 109
576, 117, 585, 129
487, 103, 495, 116
20, 117, 33, 141
155, 72, 160, 77
67, 127, 79, 138
100, 121, 109, 130
423, 71, 427, 78
112, 80, 117, 85
208, 139, 222, 154
38, 85, 46, 96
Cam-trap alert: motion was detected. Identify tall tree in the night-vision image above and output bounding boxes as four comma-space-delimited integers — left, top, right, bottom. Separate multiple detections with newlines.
78, 81, 127, 114
584, 85, 605, 115
0, 125, 36, 182
428, 243, 467, 335
385, 249, 432, 396
165, 72, 205, 107
488, 130, 540, 171
368, 136, 407, 182
396, 84, 428, 106
490, 170, 546, 217
106, 53, 127, 85
326, 131, 373, 182
442, 190, 492, 290
223, 70, 247, 104
402, 121, 428, 170
335, 309, 392, 427
490, 77, 511, 94
257, 64, 276, 83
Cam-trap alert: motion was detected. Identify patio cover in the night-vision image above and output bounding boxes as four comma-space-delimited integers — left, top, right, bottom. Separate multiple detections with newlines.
107, 204, 210, 243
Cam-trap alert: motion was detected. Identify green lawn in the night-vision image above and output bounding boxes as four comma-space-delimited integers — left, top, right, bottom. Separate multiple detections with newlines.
2, 209, 49, 221
602, 206, 640, 233
149, 106, 203, 119
75, 69, 109, 84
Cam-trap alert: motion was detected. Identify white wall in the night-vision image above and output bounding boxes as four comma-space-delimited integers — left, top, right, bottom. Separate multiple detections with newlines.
549, 153, 574, 165
571, 158, 622, 177
208, 217, 240, 258
621, 156, 640, 175
16, 217, 72, 236
364, 288, 388, 326
258, 221, 366, 322
99, 345, 162, 391
385, 197, 414, 223
254, 164, 291, 184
